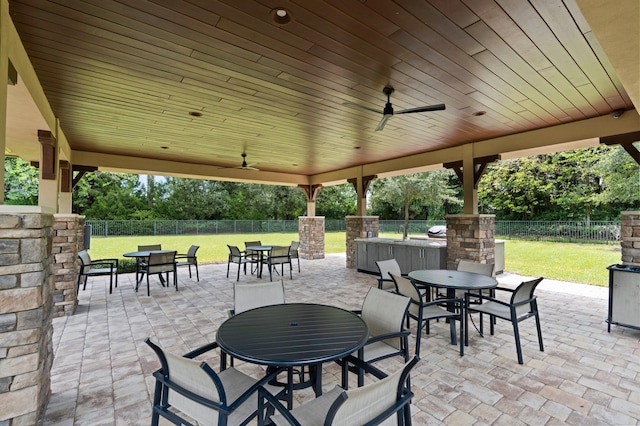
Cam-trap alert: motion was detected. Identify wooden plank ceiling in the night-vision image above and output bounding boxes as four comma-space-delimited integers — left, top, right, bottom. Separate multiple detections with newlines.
6, 0, 634, 178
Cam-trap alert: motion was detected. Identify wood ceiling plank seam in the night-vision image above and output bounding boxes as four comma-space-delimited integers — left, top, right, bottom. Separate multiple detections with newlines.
304, 0, 400, 37
575, 84, 617, 115
493, 0, 590, 86
9, 6, 195, 59
517, 100, 564, 126
536, 67, 595, 118
389, 29, 533, 112
393, 0, 486, 56
465, 91, 538, 127
464, 21, 579, 119
529, 0, 622, 104
582, 31, 634, 108
428, 0, 481, 29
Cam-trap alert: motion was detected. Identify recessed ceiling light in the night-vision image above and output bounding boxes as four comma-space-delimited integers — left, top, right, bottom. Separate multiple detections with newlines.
472, 111, 486, 117
354, 146, 361, 149
161, 146, 169, 150
271, 8, 292, 24
189, 111, 202, 117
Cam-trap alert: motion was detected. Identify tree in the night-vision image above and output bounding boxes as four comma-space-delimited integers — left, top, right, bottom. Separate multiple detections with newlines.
370, 170, 461, 239
4, 157, 39, 205
316, 184, 357, 219
73, 171, 147, 219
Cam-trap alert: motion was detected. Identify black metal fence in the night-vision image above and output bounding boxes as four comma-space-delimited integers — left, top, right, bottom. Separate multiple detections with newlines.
86, 219, 621, 243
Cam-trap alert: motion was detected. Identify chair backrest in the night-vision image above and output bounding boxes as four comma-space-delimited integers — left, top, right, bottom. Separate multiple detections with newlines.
244, 241, 262, 249
147, 251, 176, 274
456, 260, 494, 277
145, 339, 224, 425
391, 274, 422, 317
139, 244, 162, 252
78, 250, 91, 269
269, 246, 290, 259
511, 277, 544, 317
361, 287, 411, 349
233, 281, 285, 315
328, 357, 418, 426
185, 245, 199, 263
375, 259, 402, 291
289, 241, 300, 257
228, 245, 242, 258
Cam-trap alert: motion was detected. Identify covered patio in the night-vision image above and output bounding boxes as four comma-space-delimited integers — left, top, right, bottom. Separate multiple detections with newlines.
44, 255, 639, 426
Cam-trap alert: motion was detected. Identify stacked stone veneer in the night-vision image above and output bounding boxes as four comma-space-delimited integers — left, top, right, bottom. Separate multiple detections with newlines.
446, 214, 495, 270
52, 214, 84, 317
0, 212, 54, 425
346, 216, 379, 268
299, 216, 325, 260
621, 211, 640, 265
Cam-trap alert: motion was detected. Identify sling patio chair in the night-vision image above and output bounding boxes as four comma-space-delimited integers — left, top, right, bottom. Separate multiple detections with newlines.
227, 245, 258, 281
466, 277, 545, 364
145, 338, 284, 426
262, 246, 292, 282
77, 250, 119, 294
176, 245, 200, 281
137, 251, 177, 296
260, 355, 419, 426
375, 258, 402, 292
289, 241, 301, 272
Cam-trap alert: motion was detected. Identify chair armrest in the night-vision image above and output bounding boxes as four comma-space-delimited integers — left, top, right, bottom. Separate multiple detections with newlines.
422, 297, 462, 308
466, 293, 511, 308
494, 286, 515, 293
258, 385, 303, 426
90, 258, 119, 267
365, 330, 411, 344
183, 341, 220, 359
341, 354, 388, 380
175, 254, 189, 259
228, 366, 286, 412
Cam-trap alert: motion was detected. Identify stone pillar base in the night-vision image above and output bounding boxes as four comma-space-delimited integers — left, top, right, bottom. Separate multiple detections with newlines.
621, 211, 640, 265
298, 217, 325, 260
52, 214, 84, 317
0, 210, 54, 425
346, 216, 379, 268
446, 214, 495, 270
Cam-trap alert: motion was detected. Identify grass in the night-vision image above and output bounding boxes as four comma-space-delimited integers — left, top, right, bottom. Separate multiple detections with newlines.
87, 232, 621, 286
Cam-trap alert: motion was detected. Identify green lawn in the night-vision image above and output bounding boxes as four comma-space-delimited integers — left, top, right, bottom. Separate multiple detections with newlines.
87, 232, 621, 286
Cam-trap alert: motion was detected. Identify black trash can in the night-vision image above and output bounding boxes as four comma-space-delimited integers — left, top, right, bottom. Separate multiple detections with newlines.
84, 224, 92, 250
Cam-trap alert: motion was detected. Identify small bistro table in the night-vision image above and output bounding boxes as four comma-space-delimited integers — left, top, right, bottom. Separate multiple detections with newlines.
216, 303, 369, 408
408, 269, 498, 346
123, 250, 175, 285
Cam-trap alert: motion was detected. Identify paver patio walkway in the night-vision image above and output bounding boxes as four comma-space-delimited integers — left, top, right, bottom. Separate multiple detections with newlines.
44, 254, 640, 425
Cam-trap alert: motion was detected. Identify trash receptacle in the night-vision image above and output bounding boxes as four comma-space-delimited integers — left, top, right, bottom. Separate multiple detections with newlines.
607, 264, 640, 332
84, 224, 92, 250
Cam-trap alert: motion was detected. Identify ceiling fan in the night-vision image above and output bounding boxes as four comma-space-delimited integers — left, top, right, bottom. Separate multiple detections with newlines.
344, 87, 445, 131
236, 153, 259, 171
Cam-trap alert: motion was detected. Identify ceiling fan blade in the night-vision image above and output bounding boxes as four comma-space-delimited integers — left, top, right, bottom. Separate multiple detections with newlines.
343, 102, 383, 114
396, 104, 446, 114
374, 114, 393, 132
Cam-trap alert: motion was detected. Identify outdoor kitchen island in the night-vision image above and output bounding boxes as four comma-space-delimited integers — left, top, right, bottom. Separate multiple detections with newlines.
355, 237, 505, 275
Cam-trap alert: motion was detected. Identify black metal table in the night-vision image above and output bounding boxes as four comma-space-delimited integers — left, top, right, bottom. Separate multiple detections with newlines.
216, 303, 368, 408
245, 245, 272, 278
408, 269, 498, 346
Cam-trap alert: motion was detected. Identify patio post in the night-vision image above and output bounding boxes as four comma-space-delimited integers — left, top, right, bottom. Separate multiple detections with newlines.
445, 214, 496, 270
0, 207, 54, 425
298, 216, 325, 260
345, 216, 379, 268
621, 211, 640, 265
51, 214, 84, 317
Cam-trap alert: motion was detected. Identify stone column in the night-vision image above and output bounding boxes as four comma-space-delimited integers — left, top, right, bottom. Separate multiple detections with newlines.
0, 208, 54, 425
621, 211, 640, 265
52, 214, 83, 317
298, 216, 325, 260
345, 216, 379, 268
446, 214, 495, 270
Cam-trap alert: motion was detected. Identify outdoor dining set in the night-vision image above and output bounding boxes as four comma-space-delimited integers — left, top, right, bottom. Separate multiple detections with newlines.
140, 255, 545, 425
226, 241, 301, 281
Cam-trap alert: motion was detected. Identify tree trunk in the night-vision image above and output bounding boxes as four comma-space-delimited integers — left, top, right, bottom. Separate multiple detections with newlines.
403, 200, 410, 240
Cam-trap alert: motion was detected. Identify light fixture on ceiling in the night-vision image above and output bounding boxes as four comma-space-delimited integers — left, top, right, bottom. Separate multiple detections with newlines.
189, 111, 202, 117
472, 111, 487, 117
612, 109, 625, 119
271, 8, 292, 25
161, 146, 169, 150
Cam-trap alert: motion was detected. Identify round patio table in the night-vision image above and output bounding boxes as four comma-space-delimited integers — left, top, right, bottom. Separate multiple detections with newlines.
245, 245, 272, 278
123, 250, 175, 285
217, 303, 368, 408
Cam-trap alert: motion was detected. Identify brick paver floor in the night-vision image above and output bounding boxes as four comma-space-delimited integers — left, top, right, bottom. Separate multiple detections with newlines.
44, 254, 640, 425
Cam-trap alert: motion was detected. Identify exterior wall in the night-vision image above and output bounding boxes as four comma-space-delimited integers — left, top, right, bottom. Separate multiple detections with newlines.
621, 211, 640, 265
345, 216, 379, 268
298, 216, 325, 260
446, 214, 495, 270
51, 214, 83, 317
0, 211, 54, 425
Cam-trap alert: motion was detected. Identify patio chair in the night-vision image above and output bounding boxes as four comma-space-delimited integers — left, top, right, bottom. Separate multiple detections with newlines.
137, 251, 177, 296
289, 241, 301, 272
260, 355, 419, 426
229, 281, 285, 317
244, 240, 262, 274
136, 244, 162, 282
77, 250, 119, 294
436, 260, 495, 301
176, 245, 200, 281
391, 274, 464, 357
145, 338, 284, 426
227, 245, 257, 281
344, 287, 411, 388
262, 246, 292, 282
467, 277, 544, 364
375, 258, 402, 292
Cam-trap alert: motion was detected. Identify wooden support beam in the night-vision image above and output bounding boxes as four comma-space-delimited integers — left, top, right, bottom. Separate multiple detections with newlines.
601, 131, 640, 165
443, 155, 500, 188
347, 175, 377, 195
37, 130, 56, 180
298, 184, 323, 202
59, 160, 71, 193
72, 165, 98, 188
